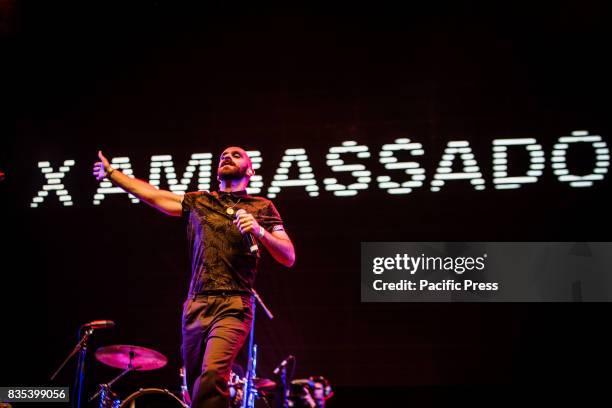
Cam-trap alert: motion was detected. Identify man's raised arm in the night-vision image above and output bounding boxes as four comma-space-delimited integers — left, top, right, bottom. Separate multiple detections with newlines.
93, 150, 183, 216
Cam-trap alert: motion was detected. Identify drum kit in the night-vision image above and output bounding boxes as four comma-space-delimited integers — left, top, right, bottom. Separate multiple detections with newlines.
52, 342, 333, 408
85, 344, 287, 408
86, 344, 185, 407
51, 290, 332, 408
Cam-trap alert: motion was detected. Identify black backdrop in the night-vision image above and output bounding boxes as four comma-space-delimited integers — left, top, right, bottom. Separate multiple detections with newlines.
4, 1, 612, 406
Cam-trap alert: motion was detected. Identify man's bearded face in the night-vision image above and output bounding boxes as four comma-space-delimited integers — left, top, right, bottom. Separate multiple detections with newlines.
217, 147, 252, 181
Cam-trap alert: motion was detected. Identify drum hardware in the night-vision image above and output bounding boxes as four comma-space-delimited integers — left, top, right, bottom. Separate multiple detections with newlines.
88, 357, 138, 405
94, 384, 120, 408
253, 377, 277, 393
179, 367, 191, 406
287, 377, 333, 408
229, 370, 246, 407
117, 388, 189, 408
229, 372, 277, 408
88, 345, 168, 408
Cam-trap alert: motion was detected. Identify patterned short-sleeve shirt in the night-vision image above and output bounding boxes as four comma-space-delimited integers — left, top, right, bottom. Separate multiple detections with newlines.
181, 189, 284, 296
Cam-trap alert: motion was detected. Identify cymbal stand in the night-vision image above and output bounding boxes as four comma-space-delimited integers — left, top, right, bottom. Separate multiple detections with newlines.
88, 351, 139, 405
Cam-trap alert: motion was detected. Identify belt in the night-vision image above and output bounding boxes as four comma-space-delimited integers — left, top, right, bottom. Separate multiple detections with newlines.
193, 290, 252, 298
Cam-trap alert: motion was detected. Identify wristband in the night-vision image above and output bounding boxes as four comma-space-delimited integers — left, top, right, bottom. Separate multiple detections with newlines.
258, 226, 265, 239
107, 167, 116, 178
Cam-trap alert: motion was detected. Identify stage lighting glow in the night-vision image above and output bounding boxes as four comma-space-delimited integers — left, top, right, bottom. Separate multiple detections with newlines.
431, 141, 485, 192
29, 130, 610, 208
552, 131, 609, 187
376, 138, 425, 195
92, 157, 139, 204
30, 160, 75, 208
491, 138, 543, 190
267, 148, 319, 198
323, 141, 372, 197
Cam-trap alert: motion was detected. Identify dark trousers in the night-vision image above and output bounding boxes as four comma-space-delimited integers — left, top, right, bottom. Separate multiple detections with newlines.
182, 294, 253, 408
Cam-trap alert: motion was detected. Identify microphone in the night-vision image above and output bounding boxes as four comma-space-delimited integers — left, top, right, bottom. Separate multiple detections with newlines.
235, 209, 259, 254
81, 320, 115, 330
273, 355, 295, 375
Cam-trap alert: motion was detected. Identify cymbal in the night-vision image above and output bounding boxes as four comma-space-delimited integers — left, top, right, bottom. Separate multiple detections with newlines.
95, 345, 167, 371
253, 377, 276, 392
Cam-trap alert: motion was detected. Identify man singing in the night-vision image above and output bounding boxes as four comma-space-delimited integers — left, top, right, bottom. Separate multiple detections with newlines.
93, 146, 296, 408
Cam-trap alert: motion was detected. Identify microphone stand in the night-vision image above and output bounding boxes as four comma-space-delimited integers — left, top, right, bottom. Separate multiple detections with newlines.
242, 289, 275, 408
50, 326, 95, 408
